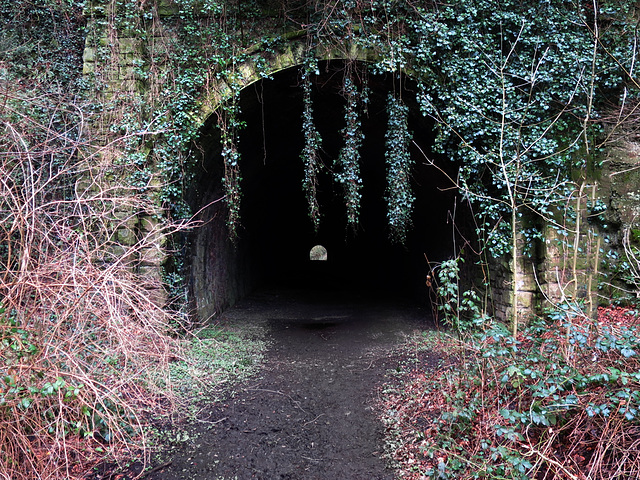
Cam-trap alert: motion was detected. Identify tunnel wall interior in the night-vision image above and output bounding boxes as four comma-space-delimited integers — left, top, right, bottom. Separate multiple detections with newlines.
187, 61, 474, 321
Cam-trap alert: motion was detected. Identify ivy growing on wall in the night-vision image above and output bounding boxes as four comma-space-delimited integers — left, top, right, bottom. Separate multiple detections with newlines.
407, 0, 633, 253
218, 87, 244, 240
0, 0, 85, 90
78, 0, 639, 318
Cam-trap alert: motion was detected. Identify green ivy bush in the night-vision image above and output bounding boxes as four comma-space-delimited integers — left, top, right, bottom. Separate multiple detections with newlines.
383, 307, 640, 479
385, 92, 414, 244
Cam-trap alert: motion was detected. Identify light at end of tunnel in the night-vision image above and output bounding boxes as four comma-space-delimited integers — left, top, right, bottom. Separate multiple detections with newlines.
310, 245, 328, 261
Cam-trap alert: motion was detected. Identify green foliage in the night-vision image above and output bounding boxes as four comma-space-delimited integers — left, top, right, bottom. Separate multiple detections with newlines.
436, 258, 487, 332
384, 309, 640, 479
0, 304, 134, 472
0, 0, 84, 89
300, 58, 323, 230
334, 73, 367, 228
408, 0, 633, 257
0, 306, 38, 366
168, 324, 267, 402
385, 92, 414, 244
219, 90, 245, 240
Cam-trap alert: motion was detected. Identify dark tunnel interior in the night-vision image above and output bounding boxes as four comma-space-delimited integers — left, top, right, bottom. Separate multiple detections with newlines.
188, 61, 466, 319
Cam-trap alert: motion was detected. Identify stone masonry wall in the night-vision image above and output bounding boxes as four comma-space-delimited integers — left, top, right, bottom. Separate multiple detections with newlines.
489, 229, 540, 325
80, 4, 640, 321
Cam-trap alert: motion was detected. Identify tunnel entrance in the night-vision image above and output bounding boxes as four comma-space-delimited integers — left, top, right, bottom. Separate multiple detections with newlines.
188, 60, 466, 321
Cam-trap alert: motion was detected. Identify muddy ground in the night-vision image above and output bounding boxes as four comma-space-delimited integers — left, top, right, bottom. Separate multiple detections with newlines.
148, 288, 437, 480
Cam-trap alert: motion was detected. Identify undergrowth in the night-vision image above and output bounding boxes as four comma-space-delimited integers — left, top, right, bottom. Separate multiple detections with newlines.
381, 307, 640, 479
168, 324, 268, 405
0, 38, 269, 477
142, 323, 267, 465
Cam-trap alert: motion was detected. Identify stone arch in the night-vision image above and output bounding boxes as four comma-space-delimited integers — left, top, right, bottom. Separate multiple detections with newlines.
79, 16, 622, 324
180, 31, 593, 326
194, 37, 382, 127
187, 55, 469, 321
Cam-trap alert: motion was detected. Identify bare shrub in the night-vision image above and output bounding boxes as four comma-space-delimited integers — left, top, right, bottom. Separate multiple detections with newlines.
0, 77, 189, 479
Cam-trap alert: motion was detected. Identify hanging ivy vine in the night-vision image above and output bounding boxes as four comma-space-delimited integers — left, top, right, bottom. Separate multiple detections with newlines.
385, 92, 414, 244
218, 88, 244, 241
334, 72, 368, 229
300, 58, 322, 231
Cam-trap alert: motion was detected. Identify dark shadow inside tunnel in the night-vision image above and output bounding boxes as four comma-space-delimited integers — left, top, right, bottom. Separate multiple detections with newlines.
187, 60, 470, 321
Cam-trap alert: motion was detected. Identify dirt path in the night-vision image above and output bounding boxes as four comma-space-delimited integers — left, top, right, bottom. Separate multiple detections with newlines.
150, 288, 435, 480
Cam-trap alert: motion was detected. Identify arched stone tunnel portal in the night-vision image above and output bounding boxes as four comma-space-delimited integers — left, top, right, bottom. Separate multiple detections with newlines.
188, 61, 470, 322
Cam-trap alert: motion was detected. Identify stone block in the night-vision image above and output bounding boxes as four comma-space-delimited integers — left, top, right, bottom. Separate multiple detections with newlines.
118, 38, 140, 54
118, 53, 140, 66
137, 265, 167, 307
116, 227, 137, 246
139, 214, 161, 233
83, 62, 95, 75
515, 275, 537, 293
157, 0, 179, 16
515, 291, 535, 309
139, 244, 165, 266
83, 47, 96, 63
542, 282, 565, 304
117, 65, 136, 80
238, 62, 260, 86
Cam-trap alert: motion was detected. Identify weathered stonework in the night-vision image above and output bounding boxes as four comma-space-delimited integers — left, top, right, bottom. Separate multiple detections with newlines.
80, 7, 640, 322
604, 142, 640, 225
598, 141, 640, 301
541, 211, 601, 314
488, 228, 541, 326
